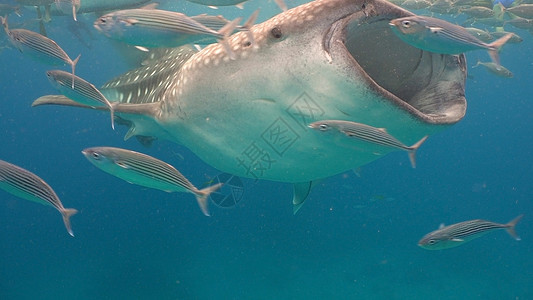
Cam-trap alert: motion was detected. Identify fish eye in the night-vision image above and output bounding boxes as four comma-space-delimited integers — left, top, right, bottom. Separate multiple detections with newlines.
319, 124, 329, 131
401, 20, 411, 28
91, 152, 101, 160
99, 17, 106, 24
270, 27, 282, 39
428, 239, 436, 245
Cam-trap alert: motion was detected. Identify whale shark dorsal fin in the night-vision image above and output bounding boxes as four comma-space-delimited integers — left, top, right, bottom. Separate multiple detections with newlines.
439, 223, 445, 229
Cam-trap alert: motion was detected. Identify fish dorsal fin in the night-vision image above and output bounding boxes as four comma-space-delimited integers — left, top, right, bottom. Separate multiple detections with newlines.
140, 3, 159, 9
439, 223, 445, 229
377, 128, 388, 133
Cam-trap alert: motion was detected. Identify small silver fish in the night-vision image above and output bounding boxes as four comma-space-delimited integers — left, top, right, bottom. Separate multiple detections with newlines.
418, 215, 523, 250
504, 17, 533, 29
459, 6, 495, 18
389, 15, 513, 66
191, 10, 259, 48
400, 0, 432, 10
93, 5, 240, 59
1, 16, 80, 81
308, 120, 428, 168
464, 27, 493, 43
0, 4, 22, 17
81, 147, 223, 216
185, 0, 287, 11
490, 31, 522, 44
473, 61, 513, 78
0, 159, 78, 236
505, 4, 533, 18
46, 70, 116, 129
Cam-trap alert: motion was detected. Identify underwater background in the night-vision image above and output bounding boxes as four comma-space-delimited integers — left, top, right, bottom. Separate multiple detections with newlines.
0, 0, 531, 299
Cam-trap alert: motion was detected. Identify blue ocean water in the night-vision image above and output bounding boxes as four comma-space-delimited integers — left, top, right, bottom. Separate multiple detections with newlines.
0, 0, 531, 299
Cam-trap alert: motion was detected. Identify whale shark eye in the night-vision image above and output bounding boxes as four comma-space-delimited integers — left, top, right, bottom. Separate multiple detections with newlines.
270, 27, 282, 39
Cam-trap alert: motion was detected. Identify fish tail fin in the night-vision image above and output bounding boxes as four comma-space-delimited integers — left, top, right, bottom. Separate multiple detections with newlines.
72, 3, 77, 22
195, 183, 223, 216
407, 135, 428, 168
71, 54, 81, 88
505, 214, 523, 240
60, 208, 78, 237
487, 33, 513, 66
472, 59, 481, 68
109, 102, 119, 130
0, 15, 9, 32
217, 17, 242, 60
242, 10, 259, 49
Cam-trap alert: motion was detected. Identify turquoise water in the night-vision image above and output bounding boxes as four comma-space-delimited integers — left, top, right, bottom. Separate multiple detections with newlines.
0, 0, 531, 299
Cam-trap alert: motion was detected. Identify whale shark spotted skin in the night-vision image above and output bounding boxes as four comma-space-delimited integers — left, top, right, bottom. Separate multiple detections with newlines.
34, 0, 467, 185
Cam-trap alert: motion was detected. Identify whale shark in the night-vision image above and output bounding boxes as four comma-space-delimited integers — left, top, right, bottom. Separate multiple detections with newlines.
34, 0, 467, 211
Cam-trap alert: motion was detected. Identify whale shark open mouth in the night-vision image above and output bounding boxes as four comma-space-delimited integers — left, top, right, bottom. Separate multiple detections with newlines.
328, 10, 467, 125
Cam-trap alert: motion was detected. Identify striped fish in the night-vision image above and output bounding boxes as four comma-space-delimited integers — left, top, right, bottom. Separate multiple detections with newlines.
93, 5, 241, 59
186, 0, 287, 11
418, 215, 523, 250
0, 16, 80, 82
0, 159, 78, 236
46, 70, 116, 129
308, 120, 428, 168
81, 147, 223, 216
191, 10, 259, 49
389, 16, 513, 66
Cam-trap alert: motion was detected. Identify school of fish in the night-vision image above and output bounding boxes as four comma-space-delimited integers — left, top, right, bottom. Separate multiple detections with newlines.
0, 0, 524, 250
